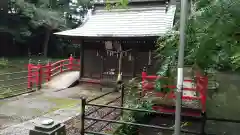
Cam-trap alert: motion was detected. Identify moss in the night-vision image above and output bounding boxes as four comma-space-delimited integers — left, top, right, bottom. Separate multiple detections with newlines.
43, 97, 81, 112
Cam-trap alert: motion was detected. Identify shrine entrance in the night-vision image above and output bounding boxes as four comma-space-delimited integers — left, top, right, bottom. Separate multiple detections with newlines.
77, 38, 159, 84
99, 41, 134, 81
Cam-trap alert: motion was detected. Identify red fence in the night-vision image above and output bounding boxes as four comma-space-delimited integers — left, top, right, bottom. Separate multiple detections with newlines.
27, 55, 80, 90
141, 69, 208, 115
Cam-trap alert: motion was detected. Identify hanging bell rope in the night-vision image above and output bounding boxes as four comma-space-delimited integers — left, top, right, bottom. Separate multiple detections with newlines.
104, 44, 133, 83
148, 50, 152, 65
96, 50, 99, 56
128, 52, 132, 61
118, 45, 123, 79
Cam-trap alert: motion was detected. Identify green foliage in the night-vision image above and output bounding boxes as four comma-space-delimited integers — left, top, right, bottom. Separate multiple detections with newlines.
156, 0, 240, 73
1, 0, 65, 44
155, 31, 179, 74
0, 58, 9, 69
105, 0, 129, 10
1, 0, 91, 45
64, 0, 92, 27
154, 31, 178, 93
119, 0, 129, 8
114, 78, 153, 135
232, 51, 240, 69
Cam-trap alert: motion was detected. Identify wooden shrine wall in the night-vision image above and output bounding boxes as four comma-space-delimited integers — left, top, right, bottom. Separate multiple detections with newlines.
81, 40, 158, 79
136, 51, 158, 75
82, 50, 158, 79
83, 50, 102, 78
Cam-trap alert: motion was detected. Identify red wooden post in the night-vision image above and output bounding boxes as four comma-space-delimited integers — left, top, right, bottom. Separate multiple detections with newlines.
47, 60, 51, 82
36, 60, 42, 90
141, 67, 147, 95
27, 59, 32, 90
142, 67, 147, 82
60, 62, 63, 73
201, 76, 208, 113
69, 54, 73, 70
195, 72, 208, 113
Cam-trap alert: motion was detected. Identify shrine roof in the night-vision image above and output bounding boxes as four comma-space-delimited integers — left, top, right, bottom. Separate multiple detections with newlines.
54, 2, 176, 38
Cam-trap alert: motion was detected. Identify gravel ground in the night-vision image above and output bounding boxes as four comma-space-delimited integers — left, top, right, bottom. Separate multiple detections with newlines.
67, 99, 121, 135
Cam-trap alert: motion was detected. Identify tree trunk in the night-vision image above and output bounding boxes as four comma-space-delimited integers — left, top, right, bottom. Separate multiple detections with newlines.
0, 0, 8, 14
0, 0, 8, 25
43, 28, 51, 57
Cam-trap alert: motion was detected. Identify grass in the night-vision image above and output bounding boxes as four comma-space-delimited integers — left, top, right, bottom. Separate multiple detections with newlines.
0, 57, 63, 98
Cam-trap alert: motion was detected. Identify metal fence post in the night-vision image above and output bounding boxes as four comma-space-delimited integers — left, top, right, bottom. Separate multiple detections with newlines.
175, 0, 189, 134
120, 83, 124, 116
141, 67, 147, 96
80, 97, 86, 135
201, 112, 206, 135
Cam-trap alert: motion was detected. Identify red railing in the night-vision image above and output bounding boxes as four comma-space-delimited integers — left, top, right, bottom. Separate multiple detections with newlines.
141, 68, 208, 115
27, 55, 80, 90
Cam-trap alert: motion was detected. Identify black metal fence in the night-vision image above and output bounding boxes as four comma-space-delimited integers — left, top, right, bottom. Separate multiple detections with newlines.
83, 104, 205, 135
79, 84, 200, 135
77, 83, 240, 135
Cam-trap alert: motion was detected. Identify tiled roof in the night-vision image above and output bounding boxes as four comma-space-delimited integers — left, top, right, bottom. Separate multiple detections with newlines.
54, 5, 176, 37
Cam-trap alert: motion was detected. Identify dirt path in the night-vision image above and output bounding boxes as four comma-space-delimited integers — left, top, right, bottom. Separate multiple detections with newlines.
0, 83, 120, 135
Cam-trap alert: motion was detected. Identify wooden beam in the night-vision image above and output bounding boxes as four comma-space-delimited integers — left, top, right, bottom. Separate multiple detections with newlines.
56, 36, 157, 48
71, 36, 158, 42
83, 40, 156, 50
79, 41, 84, 79
131, 49, 137, 78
